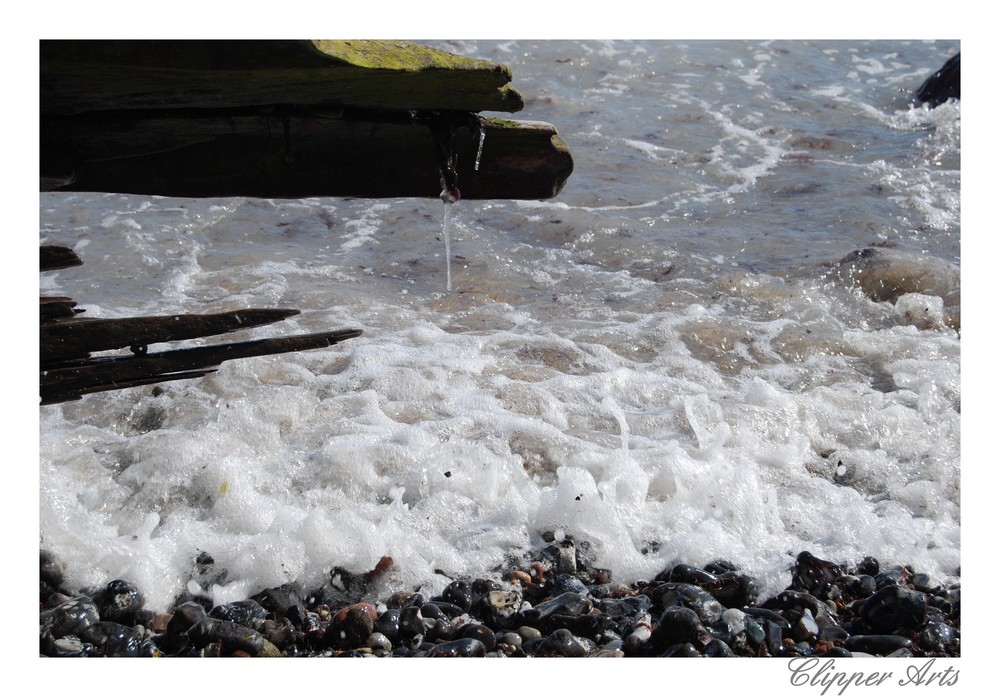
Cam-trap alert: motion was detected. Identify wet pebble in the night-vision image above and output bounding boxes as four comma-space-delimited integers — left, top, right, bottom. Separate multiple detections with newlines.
659, 642, 700, 657
37, 547, 959, 659
536, 628, 589, 656
78, 621, 156, 657
845, 634, 915, 655
92, 579, 146, 627
860, 585, 926, 633
187, 616, 281, 656
918, 621, 959, 653
652, 582, 724, 625
325, 603, 376, 648
210, 599, 268, 628
650, 606, 710, 650
40, 596, 100, 639
458, 623, 496, 651
424, 637, 486, 657
435, 580, 473, 611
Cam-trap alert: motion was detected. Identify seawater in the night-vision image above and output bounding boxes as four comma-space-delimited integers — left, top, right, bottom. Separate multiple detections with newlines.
39, 40, 960, 612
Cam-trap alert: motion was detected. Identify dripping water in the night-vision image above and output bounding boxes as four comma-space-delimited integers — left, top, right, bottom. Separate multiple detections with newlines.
441, 197, 455, 291
475, 128, 486, 171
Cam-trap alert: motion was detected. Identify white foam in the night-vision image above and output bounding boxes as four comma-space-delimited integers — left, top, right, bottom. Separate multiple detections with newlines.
38, 41, 961, 612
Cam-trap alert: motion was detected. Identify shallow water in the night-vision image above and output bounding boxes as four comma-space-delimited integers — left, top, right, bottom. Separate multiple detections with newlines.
39, 40, 959, 611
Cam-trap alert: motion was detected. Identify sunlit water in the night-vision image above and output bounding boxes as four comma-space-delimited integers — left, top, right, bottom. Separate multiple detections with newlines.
39, 40, 959, 611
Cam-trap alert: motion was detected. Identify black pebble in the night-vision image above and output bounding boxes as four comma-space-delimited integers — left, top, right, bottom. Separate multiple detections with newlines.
425, 637, 486, 657
93, 579, 145, 625
860, 585, 926, 633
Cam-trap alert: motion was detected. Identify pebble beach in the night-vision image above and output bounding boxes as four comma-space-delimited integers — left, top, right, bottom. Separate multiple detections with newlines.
40, 542, 959, 658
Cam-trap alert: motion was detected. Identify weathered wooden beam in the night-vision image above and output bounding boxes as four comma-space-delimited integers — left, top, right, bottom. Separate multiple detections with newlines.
39, 40, 574, 200
40, 245, 82, 271
41, 308, 302, 364
40, 328, 363, 404
42, 110, 573, 200
40, 40, 524, 115
40, 296, 81, 322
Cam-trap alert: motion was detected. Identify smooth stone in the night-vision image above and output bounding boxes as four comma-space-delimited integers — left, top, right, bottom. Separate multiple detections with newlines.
252, 584, 302, 613
209, 599, 268, 628
500, 631, 522, 647
458, 623, 497, 651
92, 579, 145, 625
703, 638, 736, 657
918, 621, 959, 653
188, 617, 281, 656
823, 647, 853, 658
44, 635, 92, 657
365, 631, 392, 653
524, 591, 593, 624
424, 637, 486, 657
325, 603, 375, 648
420, 602, 446, 621
427, 617, 456, 642
861, 585, 926, 633
709, 572, 759, 608
651, 606, 710, 648
543, 573, 588, 596
791, 551, 843, 596
793, 608, 820, 642
593, 648, 625, 657
258, 617, 298, 649
374, 608, 402, 642
658, 642, 700, 657
658, 563, 718, 585
536, 628, 589, 657
719, 608, 747, 637
654, 583, 724, 625
745, 618, 766, 645
517, 625, 542, 640
78, 621, 154, 657
436, 580, 473, 611
40, 596, 100, 639
399, 605, 426, 637
474, 590, 522, 627
845, 634, 914, 655
837, 247, 960, 328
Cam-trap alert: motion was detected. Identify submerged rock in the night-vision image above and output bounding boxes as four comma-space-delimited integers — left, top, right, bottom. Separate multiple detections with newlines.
837, 248, 960, 330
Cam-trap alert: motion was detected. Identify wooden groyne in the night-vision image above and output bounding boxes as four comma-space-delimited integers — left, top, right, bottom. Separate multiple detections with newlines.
39, 40, 574, 403
40, 246, 362, 405
40, 40, 574, 200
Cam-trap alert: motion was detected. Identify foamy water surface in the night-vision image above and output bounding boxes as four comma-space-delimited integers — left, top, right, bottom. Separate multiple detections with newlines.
39, 40, 960, 611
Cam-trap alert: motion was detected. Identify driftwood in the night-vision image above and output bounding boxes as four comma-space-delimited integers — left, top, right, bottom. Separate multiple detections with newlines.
40, 40, 574, 200
40, 245, 362, 404
42, 308, 302, 363
41, 328, 363, 405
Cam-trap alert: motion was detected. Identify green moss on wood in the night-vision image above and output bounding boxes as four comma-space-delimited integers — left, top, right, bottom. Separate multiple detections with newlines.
311, 40, 510, 77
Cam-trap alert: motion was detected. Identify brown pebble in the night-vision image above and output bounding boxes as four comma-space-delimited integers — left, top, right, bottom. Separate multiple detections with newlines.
149, 612, 172, 633
332, 602, 378, 623
511, 570, 532, 585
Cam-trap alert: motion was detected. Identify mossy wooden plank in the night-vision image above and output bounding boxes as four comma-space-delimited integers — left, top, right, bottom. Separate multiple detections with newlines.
40, 40, 524, 114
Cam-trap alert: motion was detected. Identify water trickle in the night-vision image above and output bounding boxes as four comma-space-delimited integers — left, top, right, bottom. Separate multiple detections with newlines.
431, 112, 465, 292
475, 128, 486, 172
441, 198, 456, 291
